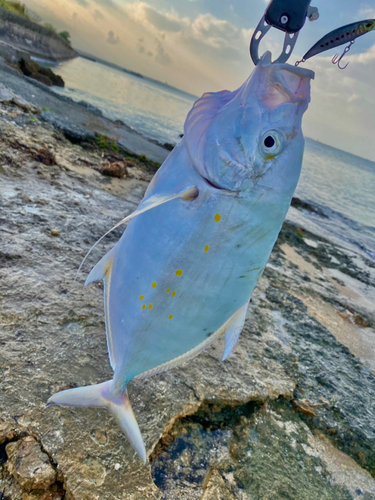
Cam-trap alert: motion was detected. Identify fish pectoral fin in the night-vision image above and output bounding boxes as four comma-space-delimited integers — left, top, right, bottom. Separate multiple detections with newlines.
47, 380, 147, 463
222, 301, 249, 361
76, 186, 198, 280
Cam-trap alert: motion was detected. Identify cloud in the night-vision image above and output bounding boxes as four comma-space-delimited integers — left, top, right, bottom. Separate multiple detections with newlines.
126, 3, 252, 64
144, 6, 182, 32
184, 13, 252, 60
74, 0, 88, 6
107, 30, 120, 44
357, 3, 375, 17
92, 0, 125, 12
93, 9, 105, 20
154, 39, 172, 65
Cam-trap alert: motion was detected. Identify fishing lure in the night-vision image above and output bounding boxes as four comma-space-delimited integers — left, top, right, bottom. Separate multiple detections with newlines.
295, 19, 375, 67
48, 53, 314, 462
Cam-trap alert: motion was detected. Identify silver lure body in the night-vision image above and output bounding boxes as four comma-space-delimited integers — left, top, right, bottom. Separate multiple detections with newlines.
48, 53, 314, 462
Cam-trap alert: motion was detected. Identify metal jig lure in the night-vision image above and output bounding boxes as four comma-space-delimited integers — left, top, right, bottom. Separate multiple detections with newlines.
295, 19, 375, 67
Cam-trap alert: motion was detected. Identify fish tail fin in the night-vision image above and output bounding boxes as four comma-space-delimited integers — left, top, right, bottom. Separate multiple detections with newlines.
47, 380, 146, 463
108, 390, 147, 464
47, 381, 109, 407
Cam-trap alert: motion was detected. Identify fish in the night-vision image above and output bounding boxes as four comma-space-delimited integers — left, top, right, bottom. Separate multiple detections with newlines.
47, 52, 314, 463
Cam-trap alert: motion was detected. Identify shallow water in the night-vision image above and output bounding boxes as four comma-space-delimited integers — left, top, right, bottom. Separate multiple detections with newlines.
53, 57, 196, 145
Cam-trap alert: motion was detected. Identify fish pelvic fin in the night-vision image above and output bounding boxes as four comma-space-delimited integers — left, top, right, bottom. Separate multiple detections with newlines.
47, 380, 147, 463
85, 246, 115, 286
222, 300, 249, 361
75, 186, 199, 281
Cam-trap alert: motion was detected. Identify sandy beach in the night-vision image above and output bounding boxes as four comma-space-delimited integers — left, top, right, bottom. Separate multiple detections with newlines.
1, 61, 375, 500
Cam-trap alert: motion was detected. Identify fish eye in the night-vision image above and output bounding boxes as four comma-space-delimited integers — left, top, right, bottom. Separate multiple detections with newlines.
260, 130, 283, 156
264, 136, 275, 148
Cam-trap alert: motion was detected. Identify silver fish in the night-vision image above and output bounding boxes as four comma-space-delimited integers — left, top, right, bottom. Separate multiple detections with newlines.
48, 52, 314, 462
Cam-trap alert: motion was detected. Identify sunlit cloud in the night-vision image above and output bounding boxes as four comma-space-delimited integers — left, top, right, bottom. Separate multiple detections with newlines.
144, 6, 182, 32
93, 9, 104, 20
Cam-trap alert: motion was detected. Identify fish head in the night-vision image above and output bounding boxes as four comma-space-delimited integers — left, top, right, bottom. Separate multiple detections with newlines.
184, 52, 314, 195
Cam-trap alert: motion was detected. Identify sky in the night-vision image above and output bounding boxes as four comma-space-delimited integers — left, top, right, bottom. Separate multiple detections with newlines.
21, 0, 375, 161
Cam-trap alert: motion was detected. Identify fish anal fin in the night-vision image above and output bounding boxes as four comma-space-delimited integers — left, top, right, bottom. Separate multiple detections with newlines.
47, 380, 146, 463
222, 301, 249, 361
135, 301, 249, 381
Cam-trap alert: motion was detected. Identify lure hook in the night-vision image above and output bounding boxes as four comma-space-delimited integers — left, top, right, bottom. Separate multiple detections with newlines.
332, 40, 355, 69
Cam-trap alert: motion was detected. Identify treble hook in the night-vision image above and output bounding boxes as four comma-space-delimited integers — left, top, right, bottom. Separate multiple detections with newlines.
332, 40, 355, 69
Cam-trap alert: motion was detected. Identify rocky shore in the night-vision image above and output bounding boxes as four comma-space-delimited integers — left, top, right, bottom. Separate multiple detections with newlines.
0, 72, 375, 500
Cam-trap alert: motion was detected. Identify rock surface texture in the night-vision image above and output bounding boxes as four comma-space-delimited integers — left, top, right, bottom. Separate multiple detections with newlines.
0, 87, 375, 499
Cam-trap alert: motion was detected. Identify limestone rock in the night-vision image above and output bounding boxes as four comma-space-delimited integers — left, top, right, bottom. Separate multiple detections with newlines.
202, 469, 237, 500
40, 111, 95, 143
5, 437, 57, 492
0, 82, 40, 112
18, 59, 65, 88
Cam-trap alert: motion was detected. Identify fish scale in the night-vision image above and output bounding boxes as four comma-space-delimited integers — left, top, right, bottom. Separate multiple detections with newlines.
48, 52, 314, 463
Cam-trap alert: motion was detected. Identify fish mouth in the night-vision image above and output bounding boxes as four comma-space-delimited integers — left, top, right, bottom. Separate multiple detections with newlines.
252, 51, 315, 110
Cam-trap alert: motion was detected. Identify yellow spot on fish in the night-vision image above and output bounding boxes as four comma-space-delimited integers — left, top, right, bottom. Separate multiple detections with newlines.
167, 288, 171, 294
172, 291, 176, 297
214, 213, 221, 222
139, 295, 144, 300
148, 304, 153, 310
204, 245, 209, 253
176, 270, 183, 277
169, 315, 174, 320
152, 282, 157, 288
142, 304, 146, 310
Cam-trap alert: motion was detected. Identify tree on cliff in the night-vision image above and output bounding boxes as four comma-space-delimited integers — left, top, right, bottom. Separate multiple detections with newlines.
58, 31, 71, 45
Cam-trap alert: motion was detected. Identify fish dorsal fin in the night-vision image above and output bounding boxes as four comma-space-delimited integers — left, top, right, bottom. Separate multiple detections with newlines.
222, 300, 249, 361
85, 247, 117, 370
184, 89, 236, 173
134, 301, 249, 381
76, 186, 198, 280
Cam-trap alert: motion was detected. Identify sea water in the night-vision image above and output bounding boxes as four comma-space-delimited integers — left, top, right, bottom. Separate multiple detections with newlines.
53, 57, 375, 259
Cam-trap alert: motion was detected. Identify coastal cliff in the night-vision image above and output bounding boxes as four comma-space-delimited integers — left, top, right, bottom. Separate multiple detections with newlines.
0, 7, 77, 62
